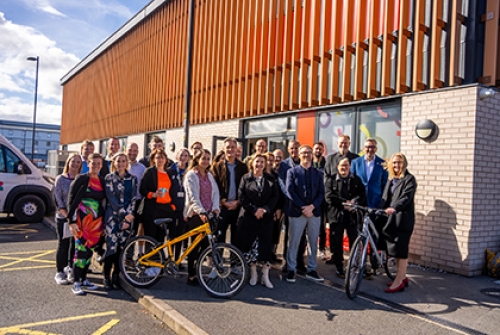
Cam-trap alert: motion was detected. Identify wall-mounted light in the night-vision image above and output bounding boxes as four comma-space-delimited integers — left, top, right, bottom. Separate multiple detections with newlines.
479, 87, 497, 100
169, 142, 176, 152
415, 119, 438, 142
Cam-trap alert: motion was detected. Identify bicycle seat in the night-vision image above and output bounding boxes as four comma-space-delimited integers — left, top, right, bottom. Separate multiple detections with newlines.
154, 218, 174, 226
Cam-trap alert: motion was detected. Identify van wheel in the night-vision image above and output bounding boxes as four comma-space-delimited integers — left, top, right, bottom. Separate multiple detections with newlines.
13, 195, 46, 223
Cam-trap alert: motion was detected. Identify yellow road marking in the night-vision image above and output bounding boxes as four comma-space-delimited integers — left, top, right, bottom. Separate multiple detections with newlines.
0, 311, 117, 331
91, 319, 120, 335
0, 327, 62, 335
0, 224, 38, 234
0, 255, 55, 264
0, 250, 55, 269
0, 250, 55, 256
0, 265, 54, 272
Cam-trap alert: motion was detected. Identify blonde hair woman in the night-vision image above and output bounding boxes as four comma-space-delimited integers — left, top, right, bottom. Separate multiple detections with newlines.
381, 153, 417, 293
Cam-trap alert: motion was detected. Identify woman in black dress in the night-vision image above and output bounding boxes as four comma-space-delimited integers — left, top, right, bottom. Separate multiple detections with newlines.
236, 154, 279, 289
381, 153, 417, 293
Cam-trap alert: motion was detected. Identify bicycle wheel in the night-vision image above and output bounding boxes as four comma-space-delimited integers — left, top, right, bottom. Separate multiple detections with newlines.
345, 236, 367, 299
383, 251, 397, 280
196, 243, 248, 298
120, 236, 164, 288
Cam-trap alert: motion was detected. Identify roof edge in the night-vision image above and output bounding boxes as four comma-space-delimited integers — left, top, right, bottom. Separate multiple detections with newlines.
60, 0, 168, 85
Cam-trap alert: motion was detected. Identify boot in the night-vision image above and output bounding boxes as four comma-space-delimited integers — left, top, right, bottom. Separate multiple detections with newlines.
112, 272, 121, 290
249, 263, 258, 286
104, 277, 113, 291
261, 263, 274, 289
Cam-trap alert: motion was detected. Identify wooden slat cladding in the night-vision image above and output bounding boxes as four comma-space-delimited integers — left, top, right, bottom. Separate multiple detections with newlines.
61, 0, 484, 144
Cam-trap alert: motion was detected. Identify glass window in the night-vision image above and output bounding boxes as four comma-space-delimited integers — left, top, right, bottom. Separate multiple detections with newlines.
357, 104, 402, 159
317, 101, 401, 158
3, 146, 21, 173
47, 133, 51, 138
0, 146, 5, 172
317, 109, 356, 156
245, 116, 295, 136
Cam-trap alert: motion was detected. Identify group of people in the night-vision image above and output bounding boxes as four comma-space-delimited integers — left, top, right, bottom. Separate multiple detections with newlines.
54, 133, 416, 295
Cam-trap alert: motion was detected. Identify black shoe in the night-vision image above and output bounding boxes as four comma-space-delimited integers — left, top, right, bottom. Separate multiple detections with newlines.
187, 277, 200, 286
336, 268, 345, 279
286, 271, 296, 283
104, 279, 113, 291
112, 273, 121, 290
281, 264, 288, 273
296, 265, 307, 276
306, 270, 324, 282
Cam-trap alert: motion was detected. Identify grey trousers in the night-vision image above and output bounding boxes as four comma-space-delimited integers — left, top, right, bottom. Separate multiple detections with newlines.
286, 214, 320, 272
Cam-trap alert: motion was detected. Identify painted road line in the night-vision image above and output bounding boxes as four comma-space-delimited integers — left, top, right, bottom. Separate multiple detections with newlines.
0, 311, 117, 332
0, 265, 54, 272
0, 250, 55, 269
91, 319, 120, 335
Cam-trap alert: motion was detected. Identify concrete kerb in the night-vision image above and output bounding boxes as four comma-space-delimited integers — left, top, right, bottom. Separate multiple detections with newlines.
121, 280, 209, 335
43, 215, 207, 335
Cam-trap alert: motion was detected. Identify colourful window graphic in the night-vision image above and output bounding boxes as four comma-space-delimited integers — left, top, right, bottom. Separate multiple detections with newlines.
0, 181, 4, 191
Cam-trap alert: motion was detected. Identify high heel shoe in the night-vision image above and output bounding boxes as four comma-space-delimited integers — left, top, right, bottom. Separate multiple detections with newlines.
387, 277, 409, 287
385, 281, 405, 293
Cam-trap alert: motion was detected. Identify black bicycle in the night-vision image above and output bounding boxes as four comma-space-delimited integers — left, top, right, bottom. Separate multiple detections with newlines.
343, 203, 397, 299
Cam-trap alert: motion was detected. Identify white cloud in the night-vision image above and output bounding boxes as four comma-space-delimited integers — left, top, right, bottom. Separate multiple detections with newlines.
0, 96, 62, 125
39, 5, 66, 17
0, 12, 80, 124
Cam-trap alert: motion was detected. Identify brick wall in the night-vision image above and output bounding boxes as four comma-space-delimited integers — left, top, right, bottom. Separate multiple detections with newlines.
164, 119, 242, 156
402, 85, 500, 276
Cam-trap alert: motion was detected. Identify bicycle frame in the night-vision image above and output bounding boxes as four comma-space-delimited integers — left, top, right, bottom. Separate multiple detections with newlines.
358, 214, 384, 270
138, 222, 213, 269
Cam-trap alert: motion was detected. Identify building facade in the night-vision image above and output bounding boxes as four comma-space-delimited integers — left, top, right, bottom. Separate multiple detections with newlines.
0, 120, 60, 164
60, 0, 500, 276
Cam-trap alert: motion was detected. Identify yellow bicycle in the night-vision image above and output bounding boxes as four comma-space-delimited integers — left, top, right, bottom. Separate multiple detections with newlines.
120, 213, 248, 298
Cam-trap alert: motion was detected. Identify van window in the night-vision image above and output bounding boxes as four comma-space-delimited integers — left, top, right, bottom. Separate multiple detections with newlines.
0, 145, 27, 174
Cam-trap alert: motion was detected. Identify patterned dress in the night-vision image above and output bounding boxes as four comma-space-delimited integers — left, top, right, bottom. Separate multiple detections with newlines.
73, 177, 106, 271
104, 171, 137, 257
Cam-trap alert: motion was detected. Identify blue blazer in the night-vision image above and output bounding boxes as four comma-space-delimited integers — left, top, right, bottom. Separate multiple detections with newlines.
350, 155, 388, 208
285, 165, 324, 217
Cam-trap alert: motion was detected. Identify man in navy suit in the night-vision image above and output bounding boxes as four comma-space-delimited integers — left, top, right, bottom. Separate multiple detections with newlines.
285, 145, 325, 283
350, 138, 388, 208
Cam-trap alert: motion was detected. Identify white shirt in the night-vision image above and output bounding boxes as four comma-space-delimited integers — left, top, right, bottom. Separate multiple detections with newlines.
364, 156, 375, 181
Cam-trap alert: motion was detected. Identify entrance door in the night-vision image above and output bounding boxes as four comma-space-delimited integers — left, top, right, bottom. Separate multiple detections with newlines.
268, 136, 295, 158
211, 136, 246, 161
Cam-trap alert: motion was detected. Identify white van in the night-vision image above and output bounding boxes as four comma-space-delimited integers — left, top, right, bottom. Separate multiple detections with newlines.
0, 134, 55, 222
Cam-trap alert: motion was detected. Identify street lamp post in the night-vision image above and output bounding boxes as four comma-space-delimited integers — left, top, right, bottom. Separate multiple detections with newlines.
27, 56, 39, 162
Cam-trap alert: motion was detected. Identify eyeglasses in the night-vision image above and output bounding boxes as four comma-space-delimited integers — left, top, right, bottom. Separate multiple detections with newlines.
364, 146, 376, 149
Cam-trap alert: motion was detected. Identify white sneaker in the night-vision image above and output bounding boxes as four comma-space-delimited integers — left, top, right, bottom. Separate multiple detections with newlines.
54, 272, 68, 285
81, 279, 98, 291
64, 266, 74, 283
71, 282, 85, 295
318, 251, 326, 260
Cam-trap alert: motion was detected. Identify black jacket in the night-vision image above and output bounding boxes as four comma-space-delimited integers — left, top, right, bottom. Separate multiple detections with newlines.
139, 167, 179, 222
238, 172, 279, 222
380, 171, 417, 236
211, 159, 248, 206
324, 151, 359, 177
324, 173, 366, 224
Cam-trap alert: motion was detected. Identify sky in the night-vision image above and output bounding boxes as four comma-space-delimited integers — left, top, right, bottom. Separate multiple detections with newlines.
0, 0, 153, 125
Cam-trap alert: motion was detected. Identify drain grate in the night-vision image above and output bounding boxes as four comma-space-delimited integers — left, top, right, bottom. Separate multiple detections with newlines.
480, 288, 500, 298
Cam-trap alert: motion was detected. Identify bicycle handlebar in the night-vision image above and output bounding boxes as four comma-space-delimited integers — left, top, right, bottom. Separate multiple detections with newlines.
341, 202, 387, 217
